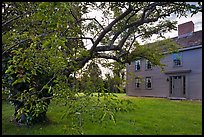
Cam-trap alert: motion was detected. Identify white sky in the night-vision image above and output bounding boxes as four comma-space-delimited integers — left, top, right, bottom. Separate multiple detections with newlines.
164, 12, 202, 37
83, 3, 202, 46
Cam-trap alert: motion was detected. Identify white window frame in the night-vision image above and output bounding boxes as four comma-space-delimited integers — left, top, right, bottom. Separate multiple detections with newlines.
172, 53, 182, 67
135, 78, 141, 89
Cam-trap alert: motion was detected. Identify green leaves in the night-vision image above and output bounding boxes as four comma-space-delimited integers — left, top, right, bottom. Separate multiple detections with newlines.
5, 66, 14, 74
12, 77, 24, 86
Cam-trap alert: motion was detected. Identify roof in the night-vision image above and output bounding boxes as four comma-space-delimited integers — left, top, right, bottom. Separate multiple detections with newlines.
171, 30, 202, 48
164, 69, 191, 74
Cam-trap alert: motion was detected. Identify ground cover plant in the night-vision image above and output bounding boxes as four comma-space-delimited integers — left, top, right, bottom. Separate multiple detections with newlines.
2, 94, 202, 135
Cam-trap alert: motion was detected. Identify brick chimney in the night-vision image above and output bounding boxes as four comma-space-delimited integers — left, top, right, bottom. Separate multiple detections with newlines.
178, 21, 194, 37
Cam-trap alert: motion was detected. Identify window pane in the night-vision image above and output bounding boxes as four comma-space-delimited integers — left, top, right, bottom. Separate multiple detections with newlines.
135, 60, 141, 70
135, 78, 140, 88
146, 60, 152, 69
145, 77, 152, 89
172, 53, 182, 66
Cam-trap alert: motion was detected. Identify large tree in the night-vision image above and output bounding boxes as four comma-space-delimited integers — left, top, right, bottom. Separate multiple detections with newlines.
2, 2, 201, 126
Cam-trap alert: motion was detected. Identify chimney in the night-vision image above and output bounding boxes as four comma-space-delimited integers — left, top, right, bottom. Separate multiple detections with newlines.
178, 21, 194, 37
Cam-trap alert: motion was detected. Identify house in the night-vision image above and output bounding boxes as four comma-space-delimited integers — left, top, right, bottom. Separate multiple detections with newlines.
126, 21, 202, 100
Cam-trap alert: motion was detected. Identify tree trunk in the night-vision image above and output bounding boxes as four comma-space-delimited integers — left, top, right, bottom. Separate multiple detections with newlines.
10, 83, 51, 126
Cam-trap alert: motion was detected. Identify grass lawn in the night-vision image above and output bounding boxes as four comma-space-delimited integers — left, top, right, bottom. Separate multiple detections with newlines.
2, 93, 202, 135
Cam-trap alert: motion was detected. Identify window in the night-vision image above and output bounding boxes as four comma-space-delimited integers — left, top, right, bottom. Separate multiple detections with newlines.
174, 59, 181, 66
145, 60, 152, 70
145, 77, 152, 89
172, 53, 182, 66
135, 60, 141, 71
135, 78, 141, 88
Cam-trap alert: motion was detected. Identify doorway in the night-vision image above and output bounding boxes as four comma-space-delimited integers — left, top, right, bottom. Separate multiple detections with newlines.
169, 75, 186, 98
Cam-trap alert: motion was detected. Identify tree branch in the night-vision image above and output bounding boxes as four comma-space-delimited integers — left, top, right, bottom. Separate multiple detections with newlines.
127, 35, 137, 53
38, 96, 53, 101
2, 14, 22, 27
117, 35, 138, 62
63, 5, 134, 76
125, 11, 137, 24
61, 2, 177, 78
2, 39, 30, 55
95, 45, 120, 52
89, 5, 133, 56
70, 7, 104, 30
94, 53, 121, 63
117, 29, 133, 49
2, 31, 54, 55
77, 18, 105, 30
66, 37, 94, 45
28, 73, 56, 96
109, 2, 169, 47
92, 30, 140, 53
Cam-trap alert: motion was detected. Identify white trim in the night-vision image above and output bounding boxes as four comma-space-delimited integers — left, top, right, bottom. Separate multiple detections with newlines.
178, 45, 202, 51
163, 45, 202, 54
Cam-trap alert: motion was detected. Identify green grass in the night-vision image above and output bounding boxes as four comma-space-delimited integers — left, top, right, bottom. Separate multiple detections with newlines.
2, 93, 202, 135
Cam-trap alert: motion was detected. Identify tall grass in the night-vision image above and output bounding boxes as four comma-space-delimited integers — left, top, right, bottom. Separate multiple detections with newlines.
2, 93, 202, 135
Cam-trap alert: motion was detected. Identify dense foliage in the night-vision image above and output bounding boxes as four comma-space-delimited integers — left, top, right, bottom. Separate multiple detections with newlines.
2, 2, 201, 128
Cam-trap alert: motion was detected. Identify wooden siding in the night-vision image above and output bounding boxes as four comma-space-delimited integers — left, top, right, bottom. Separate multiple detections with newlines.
126, 47, 202, 99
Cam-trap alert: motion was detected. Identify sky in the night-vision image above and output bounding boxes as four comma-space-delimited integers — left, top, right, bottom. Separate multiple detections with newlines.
83, 2, 202, 45
143, 11, 202, 44
164, 12, 202, 37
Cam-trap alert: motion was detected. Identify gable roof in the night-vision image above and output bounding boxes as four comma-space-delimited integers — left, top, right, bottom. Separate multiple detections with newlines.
171, 30, 202, 48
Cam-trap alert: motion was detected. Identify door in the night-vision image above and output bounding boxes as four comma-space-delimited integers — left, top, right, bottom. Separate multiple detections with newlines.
170, 76, 185, 98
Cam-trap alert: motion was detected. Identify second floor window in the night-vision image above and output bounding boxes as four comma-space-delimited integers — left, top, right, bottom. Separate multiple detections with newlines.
172, 53, 182, 67
135, 60, 141, 71
145, 60, 152, 70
